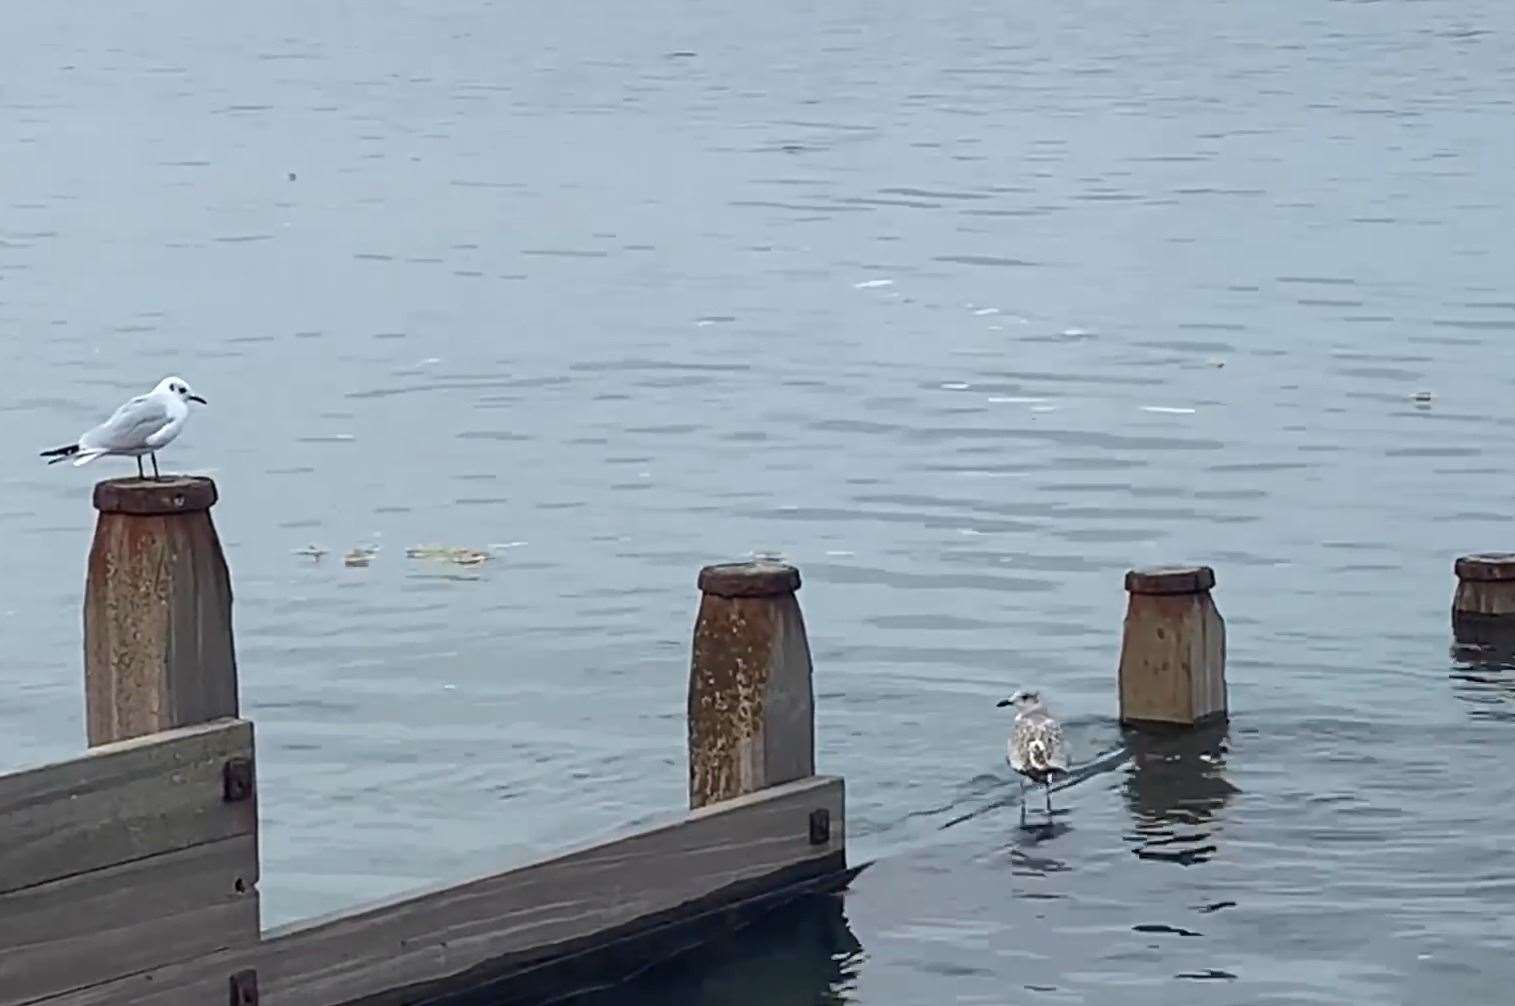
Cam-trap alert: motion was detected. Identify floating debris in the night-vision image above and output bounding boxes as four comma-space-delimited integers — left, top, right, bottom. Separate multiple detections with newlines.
1411, 390, 1435, 404
1205, 357, 1226, 368
293, 544, 328, 562
405, 544, 493, 566
344, 544, 380, 568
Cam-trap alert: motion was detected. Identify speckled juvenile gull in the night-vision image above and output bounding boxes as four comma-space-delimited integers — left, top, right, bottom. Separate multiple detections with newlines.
39, 376, 206, 480
997, 689, 1069, 825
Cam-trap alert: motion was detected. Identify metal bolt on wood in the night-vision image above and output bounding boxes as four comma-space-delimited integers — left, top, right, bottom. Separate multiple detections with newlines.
223, 757, 254, 802
809, 808, 830, 845
229, 968, 258, 1005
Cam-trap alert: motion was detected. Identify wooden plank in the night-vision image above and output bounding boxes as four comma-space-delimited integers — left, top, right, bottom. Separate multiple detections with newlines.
40, 776, 845, 1006
435, 859, 860, 1006
0, 719, 255, 896
268, 774, 844, 1006
0, 834, 259, 1006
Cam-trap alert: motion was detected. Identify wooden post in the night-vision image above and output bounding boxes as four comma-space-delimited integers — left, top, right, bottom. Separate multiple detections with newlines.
1118, 565, 1227, 729
84, 477, 238, 747
688, 561, 815, 810
1451, 554, 1515, 651
1453, 553, 1515, 622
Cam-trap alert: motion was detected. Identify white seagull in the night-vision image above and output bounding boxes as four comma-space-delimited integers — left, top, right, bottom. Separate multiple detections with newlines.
40, 376, 206, 480
997, 689, 1069, 825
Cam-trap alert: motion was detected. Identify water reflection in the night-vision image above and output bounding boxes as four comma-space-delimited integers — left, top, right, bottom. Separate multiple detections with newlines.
1007, 841, 1072, 877
1450, 623, 1515, 722
563, 892, 864, 1006
1121, 722, 1236, 866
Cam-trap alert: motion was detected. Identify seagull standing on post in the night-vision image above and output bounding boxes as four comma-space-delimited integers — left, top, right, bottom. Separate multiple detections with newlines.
998, 689, 1069, 826
39, 376, 206, 481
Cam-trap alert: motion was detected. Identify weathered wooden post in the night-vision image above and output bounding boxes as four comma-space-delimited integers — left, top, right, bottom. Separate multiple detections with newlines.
688, 560, 815, 809
1448, 554, 1515, 648
83, 476, 238, 746
1118, 565, 1227, 728
1452, 553, 1515, 618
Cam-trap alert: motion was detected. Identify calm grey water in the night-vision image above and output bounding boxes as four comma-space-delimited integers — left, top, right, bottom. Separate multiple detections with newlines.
5, 1, 1515, 1002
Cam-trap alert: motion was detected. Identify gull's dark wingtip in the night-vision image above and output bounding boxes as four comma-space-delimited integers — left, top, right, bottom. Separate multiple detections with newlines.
40, 444, 80, 464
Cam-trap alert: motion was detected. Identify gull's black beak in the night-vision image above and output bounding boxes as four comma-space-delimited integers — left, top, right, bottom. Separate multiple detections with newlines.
189, 395, 207, 404
995, 698, 1011, 708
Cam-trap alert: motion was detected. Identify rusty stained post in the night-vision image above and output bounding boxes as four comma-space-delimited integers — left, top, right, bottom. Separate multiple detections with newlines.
84, 476, 238, 746
1118, 565, 1227, 729
1452, 553, 1515, 648
688, 561, 815, 810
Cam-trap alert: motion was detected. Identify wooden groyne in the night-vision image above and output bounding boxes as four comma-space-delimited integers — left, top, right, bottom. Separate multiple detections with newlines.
0, 478, 848, 1006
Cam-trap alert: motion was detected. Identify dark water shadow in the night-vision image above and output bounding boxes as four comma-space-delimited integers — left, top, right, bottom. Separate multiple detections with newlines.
1122, 722, 1237, 866
1452, 613, 1515, 656
555, 890, 864, 1006
1449, 621, 1515, 722
1005, 818, 1075, 873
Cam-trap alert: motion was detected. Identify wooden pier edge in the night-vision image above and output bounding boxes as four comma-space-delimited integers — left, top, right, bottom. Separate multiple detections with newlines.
0, 719, 259, 1006
401, 856, 862, 1006
1, 521, 850, 1006
31, 776, 847, 1006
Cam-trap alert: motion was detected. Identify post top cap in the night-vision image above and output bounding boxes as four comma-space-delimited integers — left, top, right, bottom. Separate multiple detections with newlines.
1454, 553, 1515, 582
698, 560, 801, 598
1125, 565, 1215, 595
93, 476, 218, 515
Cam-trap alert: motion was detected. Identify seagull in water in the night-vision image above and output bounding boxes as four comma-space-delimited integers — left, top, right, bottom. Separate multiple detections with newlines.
998, 689, 1069, 825
39, 376, 206, 480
